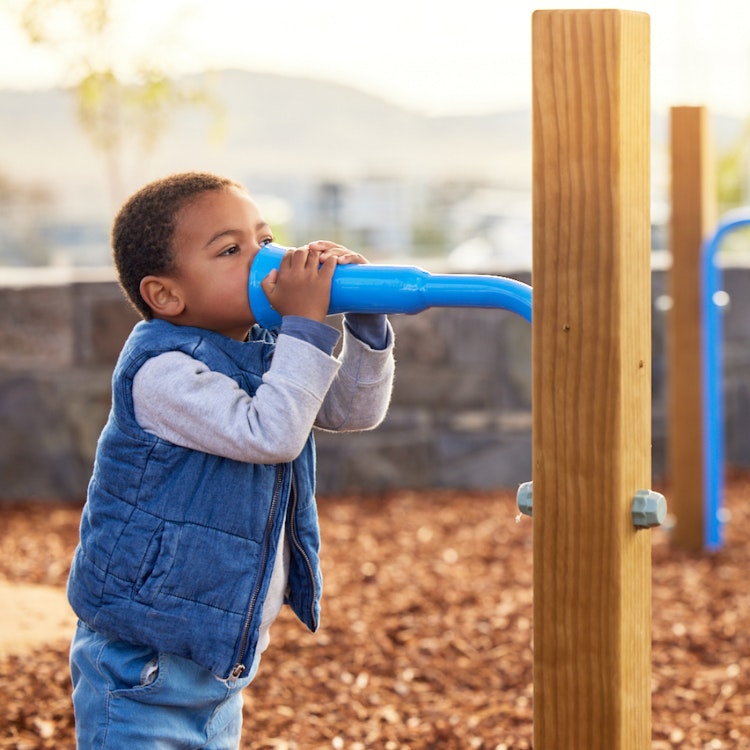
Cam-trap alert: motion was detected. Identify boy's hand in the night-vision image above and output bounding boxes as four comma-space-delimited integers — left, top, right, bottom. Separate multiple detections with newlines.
260, 247, 336, 323
309, 240, 368, 266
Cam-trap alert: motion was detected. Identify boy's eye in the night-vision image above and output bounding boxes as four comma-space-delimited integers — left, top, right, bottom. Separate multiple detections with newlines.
220, 245, 240, 256
260, 237, 273, 247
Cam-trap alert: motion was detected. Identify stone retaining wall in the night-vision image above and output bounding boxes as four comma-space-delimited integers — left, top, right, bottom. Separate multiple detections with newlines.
2, 264, 750, 501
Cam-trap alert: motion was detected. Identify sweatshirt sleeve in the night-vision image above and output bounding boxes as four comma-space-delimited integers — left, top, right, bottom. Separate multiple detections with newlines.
314, 315, 395, 432
132, 333, 341, 464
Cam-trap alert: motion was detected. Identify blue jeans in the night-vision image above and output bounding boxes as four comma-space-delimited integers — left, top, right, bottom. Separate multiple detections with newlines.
70, 621, 259, 749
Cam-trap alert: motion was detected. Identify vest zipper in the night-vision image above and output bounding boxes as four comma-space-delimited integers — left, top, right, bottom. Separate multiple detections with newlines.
228, 463, 285, 683
288, 474, 318, 630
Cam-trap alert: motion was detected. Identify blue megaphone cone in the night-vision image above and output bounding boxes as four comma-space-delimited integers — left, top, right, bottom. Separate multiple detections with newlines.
248, 243, 532, 328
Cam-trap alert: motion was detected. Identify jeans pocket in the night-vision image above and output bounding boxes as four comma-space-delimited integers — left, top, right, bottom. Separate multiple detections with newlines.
98, 637, 162, 697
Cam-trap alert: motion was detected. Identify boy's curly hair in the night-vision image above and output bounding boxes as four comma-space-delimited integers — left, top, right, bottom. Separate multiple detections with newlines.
112, 172, 245, 319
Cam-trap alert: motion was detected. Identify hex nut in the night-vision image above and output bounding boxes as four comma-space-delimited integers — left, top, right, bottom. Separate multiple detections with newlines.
517, 481, 533, 517
632, 489, 668, 528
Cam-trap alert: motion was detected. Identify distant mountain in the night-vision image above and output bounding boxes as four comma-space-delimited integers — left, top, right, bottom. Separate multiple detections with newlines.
0, 70, 534, 220
0, 69, 745, 221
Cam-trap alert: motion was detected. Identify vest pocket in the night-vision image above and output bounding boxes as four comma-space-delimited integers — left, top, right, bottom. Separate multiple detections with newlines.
133, 522, 179, 605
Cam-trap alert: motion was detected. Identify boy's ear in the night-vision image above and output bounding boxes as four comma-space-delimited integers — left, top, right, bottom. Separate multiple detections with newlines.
139, 275, 185, 318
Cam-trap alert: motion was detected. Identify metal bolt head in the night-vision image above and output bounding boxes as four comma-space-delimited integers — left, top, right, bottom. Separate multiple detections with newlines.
632, 489, 667, 528
517, 481, 533, 517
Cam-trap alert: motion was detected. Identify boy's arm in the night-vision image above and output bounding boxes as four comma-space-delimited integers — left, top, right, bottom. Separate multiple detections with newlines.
315, 313, 395, 432
133, 324, 341, 463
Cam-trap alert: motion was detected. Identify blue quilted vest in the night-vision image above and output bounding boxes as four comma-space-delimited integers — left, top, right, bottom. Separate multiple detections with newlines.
67, 319, 322, 679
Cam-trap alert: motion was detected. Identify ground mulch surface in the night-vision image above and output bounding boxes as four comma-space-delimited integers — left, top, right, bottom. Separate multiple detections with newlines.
1, 475, 749, 749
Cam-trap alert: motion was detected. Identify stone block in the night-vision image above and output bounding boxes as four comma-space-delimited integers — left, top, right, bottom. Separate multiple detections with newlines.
0, 286, 74, 369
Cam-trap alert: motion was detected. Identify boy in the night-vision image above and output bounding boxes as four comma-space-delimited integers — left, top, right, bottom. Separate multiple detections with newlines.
67, 172, 395, 747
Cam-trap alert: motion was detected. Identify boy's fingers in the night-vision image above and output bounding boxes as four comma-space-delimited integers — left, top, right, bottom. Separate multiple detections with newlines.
309, 240, 341, 251
306, 249, 323, 268
278, 250, 294, 270
333, 252, 366, 265
318, 255, 337, 278
284, 247, 320, 269
260, 270, 278, 296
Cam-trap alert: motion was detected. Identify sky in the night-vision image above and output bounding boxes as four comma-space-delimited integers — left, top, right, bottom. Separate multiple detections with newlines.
0, 0, 749, 118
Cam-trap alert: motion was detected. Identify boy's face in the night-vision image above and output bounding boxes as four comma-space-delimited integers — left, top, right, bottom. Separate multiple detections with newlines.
166, 186, 272, 340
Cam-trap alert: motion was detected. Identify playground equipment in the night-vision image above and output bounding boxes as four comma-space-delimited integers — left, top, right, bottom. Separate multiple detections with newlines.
668, 106, 718, 553
701, 208, 750, 549
248, 243, 533, 328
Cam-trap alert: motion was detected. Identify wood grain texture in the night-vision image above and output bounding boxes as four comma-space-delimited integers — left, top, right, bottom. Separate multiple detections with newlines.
668, 106, 716, 552
531, 10, 652, 749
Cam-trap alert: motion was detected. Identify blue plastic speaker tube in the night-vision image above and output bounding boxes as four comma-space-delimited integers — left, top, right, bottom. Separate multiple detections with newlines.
700, 208, 750, 550
248, 243, 533, 329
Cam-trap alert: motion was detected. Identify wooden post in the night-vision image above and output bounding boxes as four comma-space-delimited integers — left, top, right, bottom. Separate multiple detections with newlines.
668, 106, 717, 552
532, 10, 652, 749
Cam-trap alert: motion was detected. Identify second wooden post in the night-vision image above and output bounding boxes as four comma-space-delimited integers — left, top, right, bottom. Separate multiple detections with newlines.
668, 106, 717, 551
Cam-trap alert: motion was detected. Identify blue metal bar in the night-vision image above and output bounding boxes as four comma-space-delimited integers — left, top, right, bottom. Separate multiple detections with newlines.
701, 208, 750, 550
249, 243, 533, 329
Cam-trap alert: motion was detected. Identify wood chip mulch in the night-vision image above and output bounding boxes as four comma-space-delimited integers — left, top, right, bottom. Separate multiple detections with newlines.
1, 474, 749, 749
